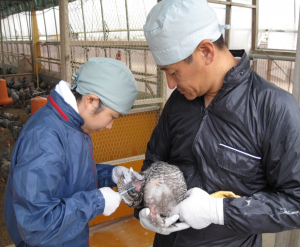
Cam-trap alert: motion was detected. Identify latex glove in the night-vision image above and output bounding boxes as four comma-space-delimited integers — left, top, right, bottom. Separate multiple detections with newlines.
112, 166, 144, 184
172, 188, 224, 229
139, 208, 190, 235
99, 187, 122, 216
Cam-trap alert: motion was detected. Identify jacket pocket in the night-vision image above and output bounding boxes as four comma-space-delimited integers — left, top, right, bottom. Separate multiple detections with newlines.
216, 143, 261, 177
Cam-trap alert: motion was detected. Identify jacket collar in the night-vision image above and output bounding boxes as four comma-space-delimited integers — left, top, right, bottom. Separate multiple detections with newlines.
223, 49, 250, 87
47, 90, 84, 130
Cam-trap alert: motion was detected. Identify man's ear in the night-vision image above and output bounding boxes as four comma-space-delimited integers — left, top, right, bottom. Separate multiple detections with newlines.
196, 40, 215, 65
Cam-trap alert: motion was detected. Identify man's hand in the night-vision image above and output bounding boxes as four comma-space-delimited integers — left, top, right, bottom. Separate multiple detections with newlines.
99, 187, 122, 216
112, 166, 144, 184
172, 188, 224, 229
139, 208, 190, 235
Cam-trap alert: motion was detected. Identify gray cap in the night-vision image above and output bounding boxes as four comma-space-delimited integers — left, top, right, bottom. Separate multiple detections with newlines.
144, 0, 223, 66
71, 57, 138, 114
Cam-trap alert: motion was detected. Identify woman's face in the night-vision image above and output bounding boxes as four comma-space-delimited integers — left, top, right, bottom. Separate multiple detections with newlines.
78, 94, 122, 133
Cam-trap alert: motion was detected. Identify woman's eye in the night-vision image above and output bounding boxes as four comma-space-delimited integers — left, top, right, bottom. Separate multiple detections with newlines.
112, 116, 116, 120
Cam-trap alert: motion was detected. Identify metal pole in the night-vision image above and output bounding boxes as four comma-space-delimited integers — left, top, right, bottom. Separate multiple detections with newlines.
0, 15, 6, 79
80, 0, 87, 41
11, 10, 19, 63
18, 9, 25, 59
99, 0, 107, 56
251, 0, 258, 52
6, 14, 12, 62
42, 6, 50, 71
100, 0, 105, 40
52, 0, 58, 42
124, 0, 130, 41
29, 0, 34, 77
2, 16, 9, 65
124, 0, 131, 69
292, 8, 300, 104
225, 0, 232, 48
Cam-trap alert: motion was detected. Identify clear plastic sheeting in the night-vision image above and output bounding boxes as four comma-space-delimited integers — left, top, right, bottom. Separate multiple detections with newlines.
258, 0, 300, 50
230, 6, 252, 53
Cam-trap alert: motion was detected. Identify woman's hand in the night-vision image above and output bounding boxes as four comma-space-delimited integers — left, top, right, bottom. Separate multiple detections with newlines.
99, 187, 122, 216
112, 166, 144, 184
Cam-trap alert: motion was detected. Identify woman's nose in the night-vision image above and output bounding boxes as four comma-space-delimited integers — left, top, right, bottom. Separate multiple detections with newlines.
106, 120, 114, 129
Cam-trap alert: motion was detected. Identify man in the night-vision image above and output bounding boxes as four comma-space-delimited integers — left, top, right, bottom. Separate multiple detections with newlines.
134, 0, 300, 246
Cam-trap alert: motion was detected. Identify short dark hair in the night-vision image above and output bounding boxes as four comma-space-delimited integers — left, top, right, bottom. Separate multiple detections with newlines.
72, 88, 106, 115
183, 34, 225, 64
184, 53, 194, 64
213, 34, 225, 50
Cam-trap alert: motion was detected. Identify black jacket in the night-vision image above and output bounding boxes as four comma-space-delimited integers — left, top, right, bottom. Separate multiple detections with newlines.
134, 50, 300, 246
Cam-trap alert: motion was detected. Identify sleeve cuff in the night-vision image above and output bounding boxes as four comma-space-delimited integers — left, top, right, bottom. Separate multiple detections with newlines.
223, 197, 235, 226
91, 189, 105, 216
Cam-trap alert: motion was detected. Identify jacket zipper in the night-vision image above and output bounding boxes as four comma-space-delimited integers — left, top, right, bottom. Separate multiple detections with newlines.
219, 143, 261, 160
85, 134, 97, 188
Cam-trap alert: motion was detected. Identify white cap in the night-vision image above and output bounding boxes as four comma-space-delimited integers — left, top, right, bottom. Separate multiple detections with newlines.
144, 0, 223, 66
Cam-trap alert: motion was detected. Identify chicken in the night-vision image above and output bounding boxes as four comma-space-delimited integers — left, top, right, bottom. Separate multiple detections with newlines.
0, 157, 11, 181
10, 89, 19, 104
18, 88, 25, 101
24, 88, 32, 99
11, 125, 22, 140
117, 161, 187, 230
0, 141, 10, 161
7, 77, 15, 87
117, 161, 241, 230
26, 104, 31, 114
0, 112, 14, 120
0, 118, 10, 128
26, 81, 36, 96
39, 81, 46, 89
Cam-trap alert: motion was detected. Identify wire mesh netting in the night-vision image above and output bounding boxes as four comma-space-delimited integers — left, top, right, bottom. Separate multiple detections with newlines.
63, 0, 165, 164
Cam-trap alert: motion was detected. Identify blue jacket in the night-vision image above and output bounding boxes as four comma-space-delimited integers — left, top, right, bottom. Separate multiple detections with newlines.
5, 89, 115, 247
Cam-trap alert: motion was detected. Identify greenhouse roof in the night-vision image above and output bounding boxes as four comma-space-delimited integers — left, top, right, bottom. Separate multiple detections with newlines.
0, 0, 73, 19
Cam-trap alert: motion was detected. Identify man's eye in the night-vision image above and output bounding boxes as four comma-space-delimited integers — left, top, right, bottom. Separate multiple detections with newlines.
112, 116, 116, 120
171, 72, 176, 76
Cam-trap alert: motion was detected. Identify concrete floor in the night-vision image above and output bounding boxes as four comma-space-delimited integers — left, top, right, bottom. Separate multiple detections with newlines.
89, 215, 155, 247
5, 217, 276, 247
89, 215, 276, 247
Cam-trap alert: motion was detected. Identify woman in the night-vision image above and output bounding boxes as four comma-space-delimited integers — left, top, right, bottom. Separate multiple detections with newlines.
4, 57, 143, 247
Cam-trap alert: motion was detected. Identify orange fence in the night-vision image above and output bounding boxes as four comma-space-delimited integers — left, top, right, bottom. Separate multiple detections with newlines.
89, 110, 158, 226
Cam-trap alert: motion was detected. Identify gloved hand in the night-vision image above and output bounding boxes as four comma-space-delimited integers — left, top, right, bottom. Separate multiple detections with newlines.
172, 188, 224, 229
99, 187, 122, 216
112, 166, 144, 184
139, 208, 190, 235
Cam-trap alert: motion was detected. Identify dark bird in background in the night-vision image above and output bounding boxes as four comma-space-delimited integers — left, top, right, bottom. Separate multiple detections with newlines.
10, 89, 19, 105
117, 161, 187, 230
10, 125, 23, 140
0, 141, 10, 161
0, 141, 11, 181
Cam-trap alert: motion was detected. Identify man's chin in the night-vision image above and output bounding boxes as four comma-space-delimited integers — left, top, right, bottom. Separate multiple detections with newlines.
183, 94, 196, 101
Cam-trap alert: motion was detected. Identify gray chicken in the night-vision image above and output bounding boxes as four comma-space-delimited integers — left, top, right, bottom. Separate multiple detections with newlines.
1, 157, 11, 181
11, 125, 22, 140
0, 141, 10, 161
117, 161, 187, 230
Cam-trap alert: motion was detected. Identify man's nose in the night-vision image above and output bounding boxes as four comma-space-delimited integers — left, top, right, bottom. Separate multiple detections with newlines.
166, 74, 177, 89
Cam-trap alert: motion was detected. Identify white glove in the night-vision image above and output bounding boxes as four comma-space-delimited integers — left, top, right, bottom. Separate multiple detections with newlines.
99, 187, 122, 216
112, 166, 144, 184
139, 208, 190, 235
172, 188, 224, 229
